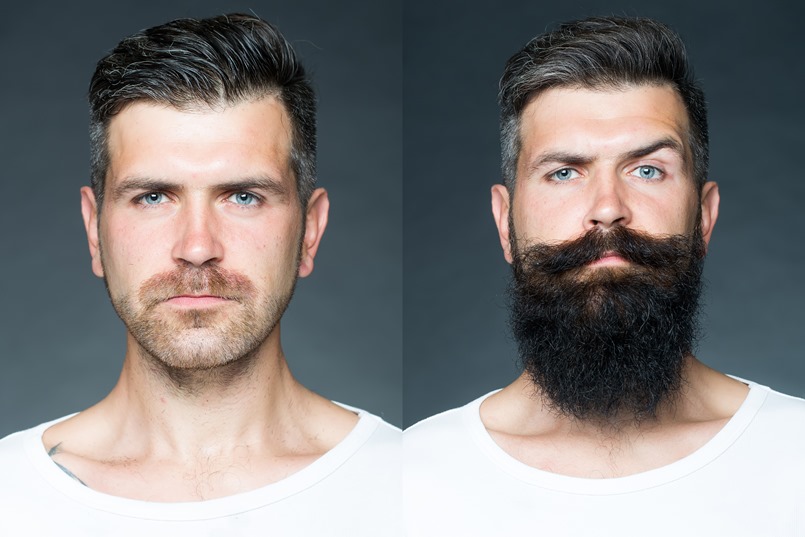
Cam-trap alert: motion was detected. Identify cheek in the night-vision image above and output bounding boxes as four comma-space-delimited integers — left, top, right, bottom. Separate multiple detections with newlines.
640, 190, 700, 235
513, 190, 584, 243
633, 208, 695, 239
235, 225, 301, 283
99, 220, 163, 295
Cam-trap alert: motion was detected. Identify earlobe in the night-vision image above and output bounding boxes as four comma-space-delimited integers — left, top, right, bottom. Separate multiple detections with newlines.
298, 188, 329, 278
699, 181, 720, 248
490, 184, 514, 264
80, 186, 104, 278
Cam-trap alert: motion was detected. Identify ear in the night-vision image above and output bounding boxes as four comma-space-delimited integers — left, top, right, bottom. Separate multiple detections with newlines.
298, 188, 329, 278
491, 184, 513, 264
699, 181, 719, 249
80, 186, 104, 278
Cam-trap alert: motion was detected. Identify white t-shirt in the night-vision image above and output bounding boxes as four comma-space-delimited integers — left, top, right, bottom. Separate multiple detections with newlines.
404, 381, 805, 536
0, 407, 401, 536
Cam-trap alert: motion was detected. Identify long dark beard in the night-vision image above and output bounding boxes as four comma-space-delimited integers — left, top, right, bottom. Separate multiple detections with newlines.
509, 224, 705, 425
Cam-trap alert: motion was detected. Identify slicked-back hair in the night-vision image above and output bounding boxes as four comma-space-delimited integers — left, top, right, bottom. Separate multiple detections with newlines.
89, 13, 316, 210
499, 17, 708, 193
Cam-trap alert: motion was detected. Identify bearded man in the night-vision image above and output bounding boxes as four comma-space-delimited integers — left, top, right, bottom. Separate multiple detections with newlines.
404, 17, 805, 536
0, 14, 399, 535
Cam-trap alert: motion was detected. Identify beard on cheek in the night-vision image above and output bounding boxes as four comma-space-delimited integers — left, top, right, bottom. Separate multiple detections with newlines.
508, 224, 706, 425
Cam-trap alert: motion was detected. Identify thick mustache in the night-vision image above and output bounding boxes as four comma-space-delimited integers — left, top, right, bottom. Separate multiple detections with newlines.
515, 226, 700, 276
138, 266, 255, 307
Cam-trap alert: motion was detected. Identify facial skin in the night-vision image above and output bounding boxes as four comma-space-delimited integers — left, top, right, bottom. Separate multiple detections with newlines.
492, 85, 719, 265
81, 98, 328, 381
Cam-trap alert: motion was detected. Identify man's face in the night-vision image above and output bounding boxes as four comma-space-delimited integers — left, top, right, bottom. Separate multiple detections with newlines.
493, 84, 718, 263
81, 98, 328, 372
491, 85, 720, 422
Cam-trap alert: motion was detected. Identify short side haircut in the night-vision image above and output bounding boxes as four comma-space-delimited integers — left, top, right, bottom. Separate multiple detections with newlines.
89, 13, 316, 209
499, 16, 708, 191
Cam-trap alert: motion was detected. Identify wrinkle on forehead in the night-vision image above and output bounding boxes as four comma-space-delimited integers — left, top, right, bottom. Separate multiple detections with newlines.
105, 97, 294, 193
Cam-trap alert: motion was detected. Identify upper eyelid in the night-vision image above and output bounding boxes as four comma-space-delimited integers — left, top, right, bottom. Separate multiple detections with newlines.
226, 189, 261, 197
625, 151, 680, 171
628, 163, 664, 172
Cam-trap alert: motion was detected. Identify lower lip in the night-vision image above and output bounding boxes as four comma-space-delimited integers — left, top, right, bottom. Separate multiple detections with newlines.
165, 296, 231, 308
589, 255, 629, 267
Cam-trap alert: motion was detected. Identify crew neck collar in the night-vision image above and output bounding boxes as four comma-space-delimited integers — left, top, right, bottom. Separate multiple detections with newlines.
24, 405, 379, 520
464, 380, 767, 495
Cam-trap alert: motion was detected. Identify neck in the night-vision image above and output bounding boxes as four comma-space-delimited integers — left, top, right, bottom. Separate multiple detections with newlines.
41, 323, 360, 500
104, 323, 311, 456
481, 356, 750, 477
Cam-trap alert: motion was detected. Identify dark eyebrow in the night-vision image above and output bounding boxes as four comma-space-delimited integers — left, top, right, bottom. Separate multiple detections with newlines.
619, 137, 687, 164
526, 152, 593, 175
111, 178, 180, 202
525, 137, 688, 176
111, 175, 290, 202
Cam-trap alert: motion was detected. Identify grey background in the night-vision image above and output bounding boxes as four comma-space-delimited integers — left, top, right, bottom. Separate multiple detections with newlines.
0, 0, 402, 433
403, 1, 805, 427
2, 1, 803, 435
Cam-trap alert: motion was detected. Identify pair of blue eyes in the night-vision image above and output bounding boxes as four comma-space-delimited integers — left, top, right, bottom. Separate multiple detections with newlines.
550, 166, 661, 181
140, 192, 259, 206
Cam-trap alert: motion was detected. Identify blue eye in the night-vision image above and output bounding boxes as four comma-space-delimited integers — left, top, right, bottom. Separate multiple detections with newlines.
140, 192, 166, 205
549, 168, 579, 181
228, 192, 260, 206
632, 165, 662, 180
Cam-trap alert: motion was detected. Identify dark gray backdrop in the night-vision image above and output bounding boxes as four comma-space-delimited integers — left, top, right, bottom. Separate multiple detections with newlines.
403, 1, 805, 427
0, 0, 402, 433
3, 1, 803, 434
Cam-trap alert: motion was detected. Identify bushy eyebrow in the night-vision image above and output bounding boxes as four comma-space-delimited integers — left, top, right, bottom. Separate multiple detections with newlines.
621, 138, 687, 165
111, 175, 290, 202
525, 137, 688, 175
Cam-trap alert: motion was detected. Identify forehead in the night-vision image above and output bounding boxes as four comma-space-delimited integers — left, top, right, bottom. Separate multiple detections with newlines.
518, 84, 690, 166
105, 97, 293, 187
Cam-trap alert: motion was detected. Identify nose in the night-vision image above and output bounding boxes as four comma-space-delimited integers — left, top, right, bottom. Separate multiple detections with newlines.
171, 201, 224, 267
583, 172, 631, 231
